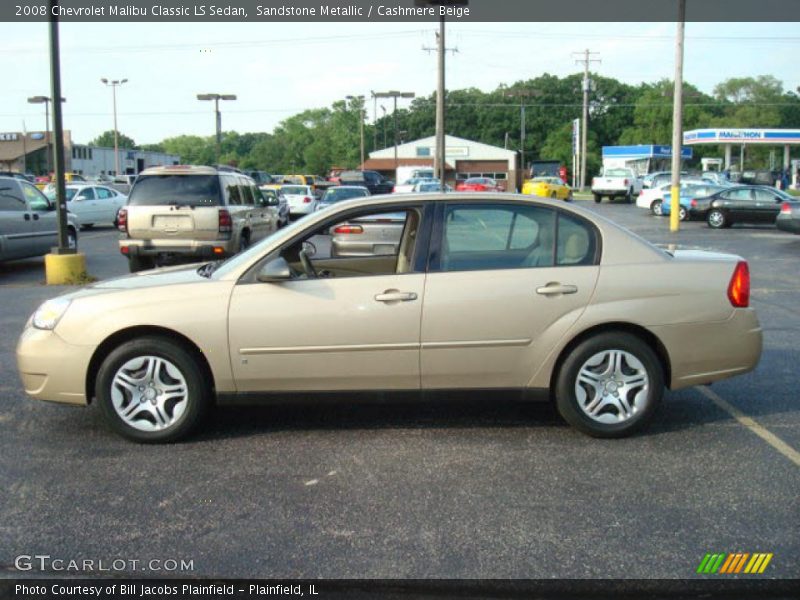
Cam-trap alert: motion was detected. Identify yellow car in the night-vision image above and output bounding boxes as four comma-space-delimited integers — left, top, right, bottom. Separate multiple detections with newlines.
522, 176, 572, 201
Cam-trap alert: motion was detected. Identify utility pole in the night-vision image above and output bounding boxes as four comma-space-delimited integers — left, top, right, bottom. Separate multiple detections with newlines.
669, 0, 686, 233
380, 105, 387, 148
370, 91, 378, 152
503, 90, 541, 186
573, 49, 601, 191
423, 29, 458, 190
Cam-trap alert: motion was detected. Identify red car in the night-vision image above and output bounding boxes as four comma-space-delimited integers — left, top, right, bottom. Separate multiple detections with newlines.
455, 177, 501, 192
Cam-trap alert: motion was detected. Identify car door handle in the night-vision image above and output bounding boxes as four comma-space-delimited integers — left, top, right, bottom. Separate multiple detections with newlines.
33, 214, 39, 220
375, 291, 418, 303
24, 213, 31, 221
536, 283, 578, 296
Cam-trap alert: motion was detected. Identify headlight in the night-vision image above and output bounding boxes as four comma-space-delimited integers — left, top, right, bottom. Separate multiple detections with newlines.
32, 298, 72, 330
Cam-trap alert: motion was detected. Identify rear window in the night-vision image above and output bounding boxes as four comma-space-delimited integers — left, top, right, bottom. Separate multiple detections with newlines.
282, 186, 308, 195
323, 187, 369, 203
128, 175, 221, 207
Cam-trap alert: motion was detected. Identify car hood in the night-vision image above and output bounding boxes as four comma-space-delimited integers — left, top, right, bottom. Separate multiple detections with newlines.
92, 263, 208, 290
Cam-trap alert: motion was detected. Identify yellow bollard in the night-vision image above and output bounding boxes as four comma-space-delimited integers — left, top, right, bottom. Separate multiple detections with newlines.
44, 253, 88, 285
669, 184, 680, 232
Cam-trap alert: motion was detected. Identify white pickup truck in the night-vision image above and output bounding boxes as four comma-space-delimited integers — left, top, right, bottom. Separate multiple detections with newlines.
591, 167, 643, 204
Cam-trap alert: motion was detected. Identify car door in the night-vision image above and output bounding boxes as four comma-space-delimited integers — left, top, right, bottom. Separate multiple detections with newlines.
20, 182, 58, 255
70, 186, 98, 224
0, 180, 34, 260
420, 202, 600, 389
94, 186, 120, 225
752, 188, 783, 223
227, 204, 428, 393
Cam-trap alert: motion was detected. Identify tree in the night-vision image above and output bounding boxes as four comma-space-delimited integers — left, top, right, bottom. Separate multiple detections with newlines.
90, 130, 136, 149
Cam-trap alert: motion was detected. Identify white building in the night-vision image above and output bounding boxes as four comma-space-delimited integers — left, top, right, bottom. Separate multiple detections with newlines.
71, 144, 180, 177
363, 134, 519, 190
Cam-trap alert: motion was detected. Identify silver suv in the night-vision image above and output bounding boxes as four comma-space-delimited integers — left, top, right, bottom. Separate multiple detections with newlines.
118, 165, 280, 272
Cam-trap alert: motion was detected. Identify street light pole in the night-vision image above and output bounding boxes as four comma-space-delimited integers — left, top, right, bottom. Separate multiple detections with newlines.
101, 78, 128, 176
373, 91, 415, 172
27, 95, 65, 175
48, 4, 70, 255
197, 93, 237, 164
380, 105, 387, 148
346, 95, 366, 167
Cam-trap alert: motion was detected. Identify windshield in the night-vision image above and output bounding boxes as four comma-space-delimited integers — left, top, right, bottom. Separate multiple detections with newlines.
281, 186, 308, 195
128, 175, 221, 206
322, 188, 368, 203
46, 188, 78, 201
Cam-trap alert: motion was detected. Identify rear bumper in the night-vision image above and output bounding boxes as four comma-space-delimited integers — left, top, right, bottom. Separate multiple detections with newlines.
16, 325, 93, 405
650, 308, 762, 390
776, 214, 800, 234
592, 189, 628, 196
120, 238, 235, 258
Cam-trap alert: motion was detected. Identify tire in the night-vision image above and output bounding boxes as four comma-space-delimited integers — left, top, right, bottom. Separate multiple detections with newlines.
626, 190, 634, 204
66, 227, 78, 251
707, 209, 727, 229
651, 200, 663, 217
567, 191, 573, 202
550, 192, 557, 199
555, 332, 663, 438
128, 255, 155, 273
96, 336, 210, 443
678, 206, 688, 221
238, 230, 251, 253
593, 193, 602, 203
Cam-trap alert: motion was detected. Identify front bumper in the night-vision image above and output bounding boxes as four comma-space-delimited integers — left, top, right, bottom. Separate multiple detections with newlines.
120, 238, 235, 259
16, 326, 94, 405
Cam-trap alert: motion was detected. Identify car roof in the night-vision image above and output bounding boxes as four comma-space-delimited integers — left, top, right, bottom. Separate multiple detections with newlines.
139, 165, 219, 176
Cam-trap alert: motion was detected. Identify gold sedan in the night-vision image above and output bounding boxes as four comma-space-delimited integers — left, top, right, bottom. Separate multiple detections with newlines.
17, 194, 761, 442
522, 176, 573, 200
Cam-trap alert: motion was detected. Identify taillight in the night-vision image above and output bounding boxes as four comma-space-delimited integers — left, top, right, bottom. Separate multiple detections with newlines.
623, 178, 629, 186
303, 196, 312, 203
781, 202, 792, 214
392, 186, 397, 193
333, 224, 363, 234
592, 178, 597, 186
727, 261, 750, 308
117, 208, 127, 232
218, 208, 232, 233
690, 199, 698, 208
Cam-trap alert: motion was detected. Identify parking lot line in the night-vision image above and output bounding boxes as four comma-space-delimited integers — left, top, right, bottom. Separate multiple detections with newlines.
697, 385, 800, 467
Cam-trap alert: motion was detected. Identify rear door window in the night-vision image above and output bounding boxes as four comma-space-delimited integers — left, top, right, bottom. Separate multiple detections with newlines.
128, 175, 222, 207
556, 212, 598, 266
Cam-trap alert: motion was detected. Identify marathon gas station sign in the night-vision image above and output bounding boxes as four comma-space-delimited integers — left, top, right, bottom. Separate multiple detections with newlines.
684, 128, 800, 145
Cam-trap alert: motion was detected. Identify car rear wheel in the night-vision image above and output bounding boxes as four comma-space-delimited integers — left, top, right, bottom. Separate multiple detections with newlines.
550, 192, 557, 199
555, 332, 663, 438
707, 209, 727, 229
67, 227, 78, 251
678, 206, 688, 221
96, 337, 210, 443
128, 256, 155, 273
593, 193, 602, 203
651, 200, 663, 216
239, 230, 251, 253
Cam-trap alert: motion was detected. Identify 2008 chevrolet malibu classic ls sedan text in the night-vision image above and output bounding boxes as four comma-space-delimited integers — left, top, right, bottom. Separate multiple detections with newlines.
16, 193, 762, 442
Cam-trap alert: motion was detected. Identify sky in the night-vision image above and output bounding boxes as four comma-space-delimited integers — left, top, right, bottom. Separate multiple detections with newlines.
1, 21, 798, 146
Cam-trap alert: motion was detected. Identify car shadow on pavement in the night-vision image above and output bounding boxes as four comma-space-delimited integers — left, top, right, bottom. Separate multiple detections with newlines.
0, 258, 47, 283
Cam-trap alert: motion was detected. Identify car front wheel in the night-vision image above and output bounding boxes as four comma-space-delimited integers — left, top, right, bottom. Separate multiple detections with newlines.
679, 206, 688, 221
593, 193, 602, 203
651, 200, 663, 216
555, 332, 663, 438
96, 337, 210, 443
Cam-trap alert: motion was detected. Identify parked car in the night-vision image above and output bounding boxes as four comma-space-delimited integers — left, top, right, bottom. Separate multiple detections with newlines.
687, 185, 796, 229
637, 180, 727, 216
316, 185, 370, 211
0, 176, 79, 262
338, 170, 394, 195
39, 172, 89, 192
642, 171, 689, 189
413, 181, 452, 193
45, 184, 127, 229
591, 168, 642, 203
0, 171, 35, 183
776, 199, 800, 234
244, 170, 274, 187
739, 170, 779, 187
522, 177, 572, 200
394, 177, 437, 194
16, 192, 762, 442
258, 186, 289, 227
455, 177, 501, 192
330, 211, 407, 257
117, 165, 280, 272
280, 184, 318, 218
659, 184, 730, 221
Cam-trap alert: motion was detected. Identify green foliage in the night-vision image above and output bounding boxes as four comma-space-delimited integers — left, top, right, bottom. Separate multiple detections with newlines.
135, 74, 799, 174
90, 130, 136, 149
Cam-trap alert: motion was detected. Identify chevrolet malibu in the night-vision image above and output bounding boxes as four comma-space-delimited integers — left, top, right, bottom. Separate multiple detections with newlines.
17, 194, 762, 442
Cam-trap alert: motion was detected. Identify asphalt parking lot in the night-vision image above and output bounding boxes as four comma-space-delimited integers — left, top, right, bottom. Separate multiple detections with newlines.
1, 201, 798, 580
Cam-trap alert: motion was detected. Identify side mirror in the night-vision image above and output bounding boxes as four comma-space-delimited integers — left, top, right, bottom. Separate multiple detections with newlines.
257, 257, 293, 282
